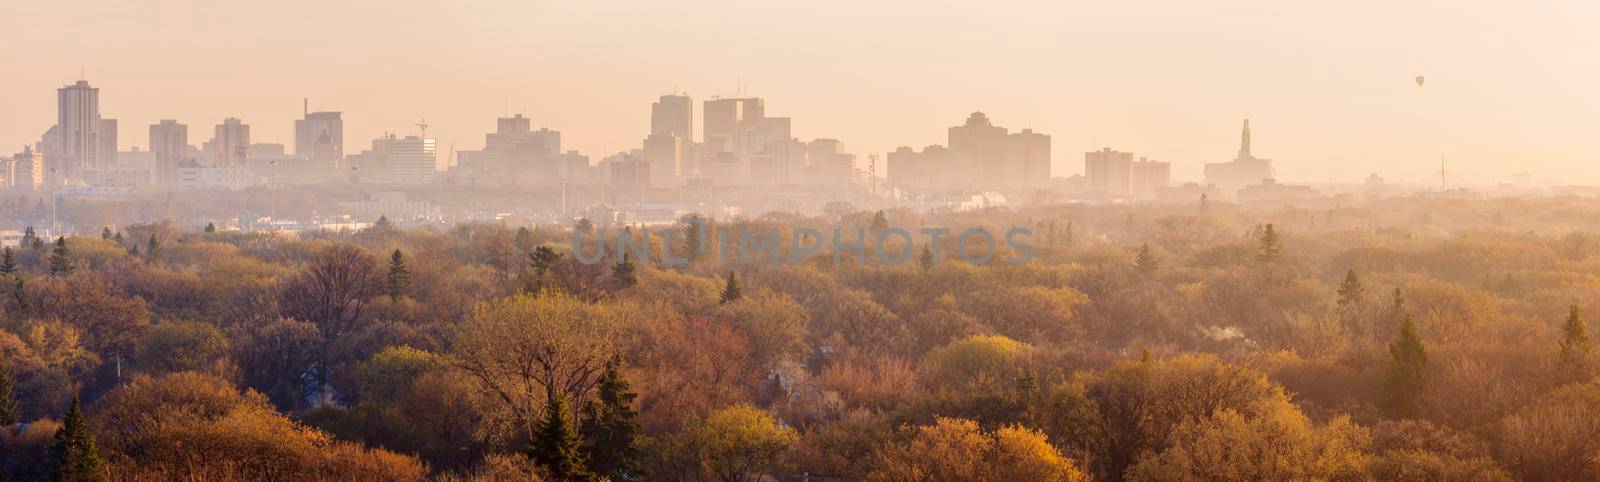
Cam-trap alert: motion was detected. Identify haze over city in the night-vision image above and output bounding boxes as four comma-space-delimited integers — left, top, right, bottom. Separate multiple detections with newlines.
6, 0, 1598, 184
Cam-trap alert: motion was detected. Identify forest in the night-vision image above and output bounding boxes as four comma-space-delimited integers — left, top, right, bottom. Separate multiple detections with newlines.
5, 194, 1600, 481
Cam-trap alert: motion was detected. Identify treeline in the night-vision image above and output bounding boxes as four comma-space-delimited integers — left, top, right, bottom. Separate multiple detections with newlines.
4, 197, 1600, 480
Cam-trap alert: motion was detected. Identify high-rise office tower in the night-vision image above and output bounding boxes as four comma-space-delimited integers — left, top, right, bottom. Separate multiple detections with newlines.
56, 80, 105, 178
643, 132, 682, 187
651, 94, 694, 141
295, 107, 344, 169
383, 136, 438, 184
149, 120, 188, 186
209, 118, 251, 167
703, 97, 764, 153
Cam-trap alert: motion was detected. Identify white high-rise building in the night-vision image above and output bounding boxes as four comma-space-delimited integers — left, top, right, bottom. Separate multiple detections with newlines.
55, 80, 109, 179
149, 120, 188, 186
208, 118, 251, 167
366, 135, 437, 184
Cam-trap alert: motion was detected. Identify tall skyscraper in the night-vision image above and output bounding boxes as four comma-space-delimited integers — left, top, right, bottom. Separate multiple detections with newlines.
383, 136, 438, 184
651, 94, 694, 141
643, 132, 682, 187
149, 120, 188, 186
889, 112, 1050, 191
9, 146, 44, 190
703, 97, 764, 153
208, 118, 251, 167
295, 108, 344, 170
55, 80, 106, 178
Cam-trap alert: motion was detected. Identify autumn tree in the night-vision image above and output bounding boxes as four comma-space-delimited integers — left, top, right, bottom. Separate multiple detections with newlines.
870, 210, 890, 235
1125, 399, 1368, 481
144, 234, 162, 265
387, 249, 412, 300
918, 244, 935, 271
278, 245, 385, 403
582, 357, 641, 480
867, 417, 1087, 482
0, 353, 17, 426
650, 404, 798, 482
1383, 312, 1428, 419
100, 227, 113, 240
530, 395, 594, 481
51, 396, 105, 482
48, 237, 73, 276
451, 292, 628, 441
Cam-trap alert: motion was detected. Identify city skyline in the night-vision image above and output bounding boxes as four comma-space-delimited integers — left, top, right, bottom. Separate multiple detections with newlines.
4, 1, 1596, 185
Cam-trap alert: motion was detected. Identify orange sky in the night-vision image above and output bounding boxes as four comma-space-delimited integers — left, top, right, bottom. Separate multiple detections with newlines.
3, 0, 1596, 184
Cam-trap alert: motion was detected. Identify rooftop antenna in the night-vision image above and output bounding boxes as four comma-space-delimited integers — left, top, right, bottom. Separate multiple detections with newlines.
416, 119, 429, 139
303, 98, 309, 116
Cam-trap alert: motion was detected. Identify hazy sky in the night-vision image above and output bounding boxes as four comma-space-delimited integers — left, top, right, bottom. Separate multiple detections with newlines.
4, 0, 1596, 184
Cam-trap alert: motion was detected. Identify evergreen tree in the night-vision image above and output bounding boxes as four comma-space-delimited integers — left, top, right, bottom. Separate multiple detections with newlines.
31, 237, 44, 251
529, 395, 594, 482
1337, 269, 1364, 307
1257, 223, 1282, 263
374, 215, 392, 228
204, 222, 216, 233
51, 396, 106, 482
100, 227, 112, 239
719, 271, 742, 304
682, 215, 704, 264
529, 246, 563, 279
1062, 221, 1075, 248
918, 244, 935, 271
1560, 304, 1593, 378
1135, 243, 1160, 276
515, 226, 535, 252
582, 357, 641, 479
869, 210, 890, 235
111, 232, 123, 245
10, 278, 26, 317
1199, 193, 1209, 212
20, 226, 38, 248
145, 234, 163, 265
610, 259, 637, 288
48, 237, 73, 276
0, 353, 17, 426
387, 249, 412, 300
0, 247, 17, 276
1382, 312, 1428, 419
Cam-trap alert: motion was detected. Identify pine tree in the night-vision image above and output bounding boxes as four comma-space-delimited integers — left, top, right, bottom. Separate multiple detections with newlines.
719, 271, 742, 304
145, 235, 163, 265
1382, 312, 1428, 419
0, 247, 17, 276
515, 226, 535, 252
682, 215, 704, 264
869, 210, 890, 235
374, 215, 392, 228
1062, 221, 1075, 249
10, 278, 26, 318
582, 357, 641, 479
387, 249, 412, 300
0, 353, 18, 426
529, 395, 594, 482
1560, 304, 1593, 379
1135, 243, 1159, 277
918, 244, 935, 271
1199, 193, 1209, 213
48, 237, 73, 276
1257, 223, 1282, 263
21, 226, 38, 248
100, 227, 112, 240
51, 396, 106, 482
611, 259, 637, 288
204, 222, 216, 233
529, 246, 563, 279
111, 232, 123, 245
1337, 269, 1364, 307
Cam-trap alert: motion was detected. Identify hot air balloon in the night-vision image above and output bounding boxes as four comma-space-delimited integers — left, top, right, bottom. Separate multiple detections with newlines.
1415, 75, 1425, 87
